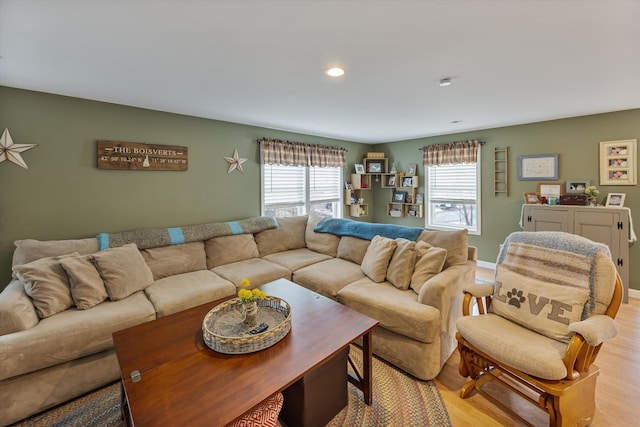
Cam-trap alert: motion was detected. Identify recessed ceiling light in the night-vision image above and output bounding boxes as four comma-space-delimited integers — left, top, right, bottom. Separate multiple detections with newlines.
439, 78, 452, 87
326, 67, 346, 77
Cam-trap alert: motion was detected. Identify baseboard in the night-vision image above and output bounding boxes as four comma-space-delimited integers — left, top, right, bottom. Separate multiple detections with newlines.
629, 288, 640, 300
477, 260, 496, 270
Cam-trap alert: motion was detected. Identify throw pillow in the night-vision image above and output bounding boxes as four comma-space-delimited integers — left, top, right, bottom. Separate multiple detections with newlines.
360, 235, 397, 283
305, 213, 340, 257
490, 266, 589, 343
417, 229, 468, 267
59, 255, 108, 309
337, 236, 370, 265
12, 238, 99, 275
386, 238, 417, 290
204, 234, 259, 269
254, 216, 307, 256
13, 254, 76, 318
410, 242, 447, 294
141, 242, 207, 280
92, 243, 154, 301
0, 281, 40, 334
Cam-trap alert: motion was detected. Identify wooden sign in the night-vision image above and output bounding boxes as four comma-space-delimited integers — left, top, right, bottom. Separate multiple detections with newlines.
97, 140, 188, 171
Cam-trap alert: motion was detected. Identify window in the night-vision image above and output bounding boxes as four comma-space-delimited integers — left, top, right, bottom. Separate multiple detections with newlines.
262, 164, 342, 218
425, 152, 481, 234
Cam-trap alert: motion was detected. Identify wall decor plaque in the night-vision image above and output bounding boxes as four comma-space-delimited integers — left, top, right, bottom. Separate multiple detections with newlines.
97, 140, 188, 171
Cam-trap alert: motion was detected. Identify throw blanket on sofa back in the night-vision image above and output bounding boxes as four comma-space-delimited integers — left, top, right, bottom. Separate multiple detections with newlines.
314, 217, 423, 241
97, 217, 278, 250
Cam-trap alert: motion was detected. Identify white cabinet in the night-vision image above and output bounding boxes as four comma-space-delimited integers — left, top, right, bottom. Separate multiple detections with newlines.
522, 205, 630, 302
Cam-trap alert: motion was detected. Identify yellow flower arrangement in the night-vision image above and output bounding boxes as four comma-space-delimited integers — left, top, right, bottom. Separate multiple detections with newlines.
237, 278, 266, 304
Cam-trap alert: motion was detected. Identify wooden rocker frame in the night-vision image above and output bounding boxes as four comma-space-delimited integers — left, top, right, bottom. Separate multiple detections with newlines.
456, 274, 623, 427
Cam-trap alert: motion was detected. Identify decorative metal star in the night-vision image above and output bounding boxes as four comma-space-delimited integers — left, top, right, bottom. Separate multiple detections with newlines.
0, 128, 38, 169
224, 148, 247, 174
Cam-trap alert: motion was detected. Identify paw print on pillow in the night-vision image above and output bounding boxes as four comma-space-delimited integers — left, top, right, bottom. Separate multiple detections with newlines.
506, 288, 526, 308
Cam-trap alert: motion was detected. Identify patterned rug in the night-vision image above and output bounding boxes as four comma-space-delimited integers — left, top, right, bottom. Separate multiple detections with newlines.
11, 346, 450, 427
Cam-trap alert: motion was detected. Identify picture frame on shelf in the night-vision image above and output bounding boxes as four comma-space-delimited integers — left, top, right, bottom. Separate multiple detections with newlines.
523, 192, 541, 204
405, 163, 417, 176
415, 193, 424, 204
605, 193, 626, 207
599, 139, 637, 185
518, 154, 558, 181
537, 182, 562, 198
565, 179, 589, 194
354, 164, 365, 174
408, 209, 417, 217
386, 175, 396, 187
368, 161, 383, 173
393, 191, 407, 203
402, 177, 413, 187
405, 194, 413, 204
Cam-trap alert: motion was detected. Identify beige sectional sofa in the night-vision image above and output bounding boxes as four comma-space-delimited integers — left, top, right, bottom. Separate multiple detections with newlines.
0, 214, 476, 425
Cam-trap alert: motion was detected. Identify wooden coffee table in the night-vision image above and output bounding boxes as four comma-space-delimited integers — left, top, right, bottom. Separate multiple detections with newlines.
113, 279, 378, 427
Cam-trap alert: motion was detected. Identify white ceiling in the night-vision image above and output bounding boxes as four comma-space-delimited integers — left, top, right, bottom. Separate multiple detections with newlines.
1, 0, 639, 143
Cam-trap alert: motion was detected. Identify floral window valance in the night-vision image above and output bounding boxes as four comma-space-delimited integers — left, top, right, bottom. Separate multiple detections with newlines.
421, 139, 483, 166
259, 138, 346, 168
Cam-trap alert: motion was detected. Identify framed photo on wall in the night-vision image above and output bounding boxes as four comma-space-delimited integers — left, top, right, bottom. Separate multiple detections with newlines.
518, 154, 558, 181
354, 164, 365, 174
599, 139, 637, 185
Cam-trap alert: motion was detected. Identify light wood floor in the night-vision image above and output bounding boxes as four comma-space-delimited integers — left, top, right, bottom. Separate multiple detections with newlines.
436, 267, 640, 427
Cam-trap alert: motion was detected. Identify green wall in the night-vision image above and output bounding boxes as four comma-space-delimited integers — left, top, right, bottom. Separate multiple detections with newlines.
373, 109, 640, 291
0, 86, 369, 287
1, 86, 638, 292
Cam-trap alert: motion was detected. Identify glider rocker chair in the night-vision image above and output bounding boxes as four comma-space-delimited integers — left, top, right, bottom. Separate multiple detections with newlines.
456, 231, 622, 427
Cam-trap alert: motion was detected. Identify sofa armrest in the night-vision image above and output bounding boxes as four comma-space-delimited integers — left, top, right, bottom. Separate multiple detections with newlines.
568, 315, 619, 346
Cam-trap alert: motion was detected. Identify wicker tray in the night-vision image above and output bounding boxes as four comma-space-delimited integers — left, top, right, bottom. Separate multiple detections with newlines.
202, 296, 291, 354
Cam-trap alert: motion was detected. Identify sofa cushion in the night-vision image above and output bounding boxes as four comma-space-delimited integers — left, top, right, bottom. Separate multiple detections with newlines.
336, 236, 370, 265
262, 248, 332, 272
92, 244, 154, 301
338, 278, 440, 344
0, 291, 156, 381
255, 216, 307, 256
144, 270, 236, 317
205, 234, 259, 269
12, 238, 99, 269
490, 267, 589, 343
456, 313, 569, 380
293, 258, 366, 300
0, 281, 39, 335
410, 242, 447, 294
417, 229, 468, 267
386, 238, 417, 290
59, 255, 108, 310
212, 258, 291, 287
360, 236, 397, 283
13, 254, 76, 318
141, 242, 207, 280
305, 213, 340, 257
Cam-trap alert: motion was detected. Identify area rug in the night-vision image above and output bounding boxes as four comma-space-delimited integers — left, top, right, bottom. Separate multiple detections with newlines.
11, 346, 450, 427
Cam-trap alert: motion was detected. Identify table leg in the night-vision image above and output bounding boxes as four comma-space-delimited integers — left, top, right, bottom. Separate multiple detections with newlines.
361, 330, 373, 405
347, 331, 374, 406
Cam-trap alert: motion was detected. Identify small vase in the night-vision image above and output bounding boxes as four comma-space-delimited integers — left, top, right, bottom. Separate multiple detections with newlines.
242, 301, 258, 327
